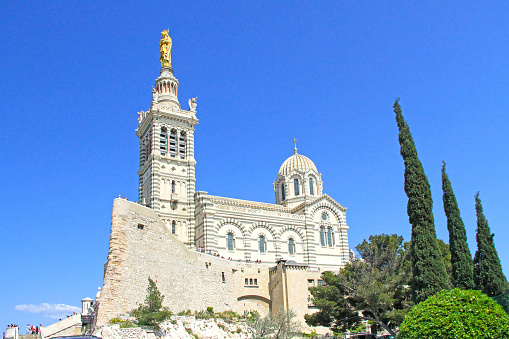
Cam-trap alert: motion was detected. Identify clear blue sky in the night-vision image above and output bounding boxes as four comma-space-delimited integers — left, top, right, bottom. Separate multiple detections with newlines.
1, 0, 509, 329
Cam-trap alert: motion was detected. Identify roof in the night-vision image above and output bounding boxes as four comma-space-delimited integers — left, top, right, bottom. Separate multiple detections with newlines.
278, 153, 318, 176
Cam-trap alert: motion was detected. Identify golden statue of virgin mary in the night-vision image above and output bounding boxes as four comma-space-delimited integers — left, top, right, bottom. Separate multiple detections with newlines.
160, 30, 172, 68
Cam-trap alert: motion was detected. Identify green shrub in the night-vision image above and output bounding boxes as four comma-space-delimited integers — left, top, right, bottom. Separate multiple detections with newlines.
108, 318, 136, 328
236, 328, 242, 334
177, 309, 193, 316
397, 288, 509, 338
119, 320, 135, 328
130, 278, 173, 329
195, 310, 213, 319
492, 290, 509, 315
109, 317, 123, 324
217, 310, 239, 322
206, 306, 214, 314
302, 329, 319, 338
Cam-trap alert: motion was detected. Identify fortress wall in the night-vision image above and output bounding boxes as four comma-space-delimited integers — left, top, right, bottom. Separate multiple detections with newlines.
285, 265, 310, 326
96, 198, 238, 325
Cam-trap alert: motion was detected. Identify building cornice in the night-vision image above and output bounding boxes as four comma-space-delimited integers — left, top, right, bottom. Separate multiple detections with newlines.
208, 195, 290, 212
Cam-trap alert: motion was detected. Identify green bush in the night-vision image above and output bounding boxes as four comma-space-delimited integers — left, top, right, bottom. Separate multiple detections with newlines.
302, 329, 319, 338
217, 310, 240, 322
195, 310, 214, 319
397, 288, 509, 338
177, 309, 193, 316
108, 318, 136, 328
130, 278, 173, 329
119, 320, 136, 328
109, 317, 123, 324
492, 290, 509, 315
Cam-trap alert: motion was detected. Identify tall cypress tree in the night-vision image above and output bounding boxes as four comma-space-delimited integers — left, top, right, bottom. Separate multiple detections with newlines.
441, 162, 474, 289
394, 99, 449, 303
473, 192, 508, 296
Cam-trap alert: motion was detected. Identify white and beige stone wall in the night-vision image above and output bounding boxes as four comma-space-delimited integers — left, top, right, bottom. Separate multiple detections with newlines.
96, 198, 238, 325
195, 193, 349, 273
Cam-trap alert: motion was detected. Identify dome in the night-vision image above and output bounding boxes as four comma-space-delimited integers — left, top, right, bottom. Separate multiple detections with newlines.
278, 152, 318, 176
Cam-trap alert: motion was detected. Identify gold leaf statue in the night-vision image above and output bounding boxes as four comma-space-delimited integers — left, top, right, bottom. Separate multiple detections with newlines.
160, 30, 172, 68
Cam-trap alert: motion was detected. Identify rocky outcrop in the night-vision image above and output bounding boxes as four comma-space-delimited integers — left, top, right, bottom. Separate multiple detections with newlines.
93, 316, 251, 339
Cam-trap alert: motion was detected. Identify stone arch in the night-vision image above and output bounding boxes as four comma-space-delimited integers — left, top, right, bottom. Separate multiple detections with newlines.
237, 295, 271, 304
217, 218, 246, 237
217, 219, 245, 252
310, 200, 343, 227
247, 222, 276, 239
278, 225, 305, 241
306, 173, 318, 195
288, 173, 303, 197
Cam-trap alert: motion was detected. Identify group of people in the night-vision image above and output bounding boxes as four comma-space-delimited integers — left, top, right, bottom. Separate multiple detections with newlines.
6, 325, 18, 329
26, 325, 40, 334
196, 247, 263, 264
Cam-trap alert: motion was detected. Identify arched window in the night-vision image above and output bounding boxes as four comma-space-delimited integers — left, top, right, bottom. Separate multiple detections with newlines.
171, 220, 176, 234
320, 227, 326, 247
179, 131, 187, 159
171, 180, 175, 194
259, 235, 266, 253
327, 227, 333, 247
288, 238, 295, 255
169, 129, 177, 157
309, 178, 314, 195
294, 178, 300, 196
160, 127, 167, 155
281, 183, 286, 201
145, 132, 152, 161
227, 232, 235, 251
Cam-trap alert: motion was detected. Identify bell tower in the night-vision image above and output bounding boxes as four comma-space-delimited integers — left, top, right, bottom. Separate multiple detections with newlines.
136, 31, 199, 248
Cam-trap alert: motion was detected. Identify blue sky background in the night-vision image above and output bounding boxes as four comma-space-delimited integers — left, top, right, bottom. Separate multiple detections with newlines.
1, 0, 509, 329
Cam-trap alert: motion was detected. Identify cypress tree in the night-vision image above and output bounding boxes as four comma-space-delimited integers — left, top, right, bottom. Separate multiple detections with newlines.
441, 162, 474, 289
394, 99, 449, 303
473, 192, 509, 296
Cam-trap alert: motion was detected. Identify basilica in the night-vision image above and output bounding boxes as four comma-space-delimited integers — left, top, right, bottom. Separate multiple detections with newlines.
137, 31, 350, 271
96, 31, 351, 327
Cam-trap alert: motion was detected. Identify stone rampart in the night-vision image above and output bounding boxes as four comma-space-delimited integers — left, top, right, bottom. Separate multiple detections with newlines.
96, 198, 239, 325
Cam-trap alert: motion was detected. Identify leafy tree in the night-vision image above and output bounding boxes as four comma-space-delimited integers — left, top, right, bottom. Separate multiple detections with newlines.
402, 239, 451, 282
130, 277, 172, 328
246, 308, 301, 339
306, 234, 413, 337
246, 311, 275, 339
393, 99, 449, 303
305, 271, 358, 332
437, 239, 452, 280
441, 162, 474, 289
473, 192, 509, 296
272, 308, 302, 339
398, 288, 509, 339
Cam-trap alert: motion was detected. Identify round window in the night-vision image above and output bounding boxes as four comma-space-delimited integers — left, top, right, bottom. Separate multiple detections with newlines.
321, 212, 328, 221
